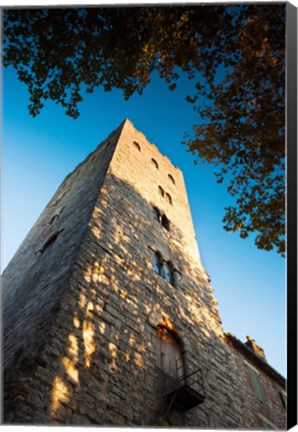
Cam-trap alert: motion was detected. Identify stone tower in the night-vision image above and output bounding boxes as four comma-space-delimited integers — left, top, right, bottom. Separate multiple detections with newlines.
2, 119, 286, 428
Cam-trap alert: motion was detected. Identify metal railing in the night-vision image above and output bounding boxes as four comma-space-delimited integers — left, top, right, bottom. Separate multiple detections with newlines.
174, 357, 205, 397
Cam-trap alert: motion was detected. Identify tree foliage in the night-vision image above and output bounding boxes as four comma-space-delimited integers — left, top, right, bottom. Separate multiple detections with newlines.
3, 5, 286, 255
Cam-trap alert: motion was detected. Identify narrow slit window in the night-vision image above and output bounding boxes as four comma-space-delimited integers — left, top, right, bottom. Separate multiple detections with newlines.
158, 186, 164, 197
165, 193, 172, 205
164, 262, 174, 285
152, 206, 170, 231
133, 141, 141, 152
168, 174, 175, 185
161, 214, 170, 231
154, 253, 163, 276
153, 206, 161, 222
151, 158, 159, 169
37, 228, 64, 256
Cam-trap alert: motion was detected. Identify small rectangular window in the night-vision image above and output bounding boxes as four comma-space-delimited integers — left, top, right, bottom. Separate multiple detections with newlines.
247, 364, 266, 403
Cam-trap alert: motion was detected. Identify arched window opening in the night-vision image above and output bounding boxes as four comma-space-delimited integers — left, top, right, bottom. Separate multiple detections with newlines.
152, 206, 170, 231
156, 326, 183, 379
153, 206, 161, 223
158, 186, 164, 197
168, 174, 175, 185
165, 193, 172, 205
151, 158, 159, 169
154, 253, 163, 276
164, 262, 174, 285
161, 214, 170, 231
133, 141, 141, 152
153, 252, 176, 285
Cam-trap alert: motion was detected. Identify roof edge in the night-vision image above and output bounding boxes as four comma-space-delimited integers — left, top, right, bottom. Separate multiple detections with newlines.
224, 332, 286, 387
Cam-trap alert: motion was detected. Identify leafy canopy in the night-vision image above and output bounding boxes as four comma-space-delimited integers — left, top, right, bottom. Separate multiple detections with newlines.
3, 5, 286, 255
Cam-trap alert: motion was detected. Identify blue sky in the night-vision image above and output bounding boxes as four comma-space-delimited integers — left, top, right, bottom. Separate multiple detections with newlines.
2, 51, 286, 376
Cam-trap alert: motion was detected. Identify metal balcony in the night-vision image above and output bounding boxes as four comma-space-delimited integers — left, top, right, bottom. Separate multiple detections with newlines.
164, 358, 205, 412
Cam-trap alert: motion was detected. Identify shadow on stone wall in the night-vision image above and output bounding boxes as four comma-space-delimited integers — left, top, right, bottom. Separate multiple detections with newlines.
3, 172, 225, 427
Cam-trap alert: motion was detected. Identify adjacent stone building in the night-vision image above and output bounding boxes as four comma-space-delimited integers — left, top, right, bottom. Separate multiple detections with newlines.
2, 119, 286, 428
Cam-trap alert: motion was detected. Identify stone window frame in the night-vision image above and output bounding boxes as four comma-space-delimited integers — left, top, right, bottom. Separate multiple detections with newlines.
152, 206, 170, 231
153, 251, 176, 287
158, 186, 173, 206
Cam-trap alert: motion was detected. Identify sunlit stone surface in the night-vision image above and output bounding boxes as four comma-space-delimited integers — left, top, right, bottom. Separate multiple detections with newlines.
2, 119, 286, 427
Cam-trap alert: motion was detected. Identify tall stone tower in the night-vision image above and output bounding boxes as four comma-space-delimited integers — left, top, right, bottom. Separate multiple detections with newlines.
2, 119, 286, 428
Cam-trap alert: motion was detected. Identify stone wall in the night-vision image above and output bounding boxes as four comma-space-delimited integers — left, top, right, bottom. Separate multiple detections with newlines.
2, 119, 286, 428
2, 122, 122, 421
225, 334, 286, 429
